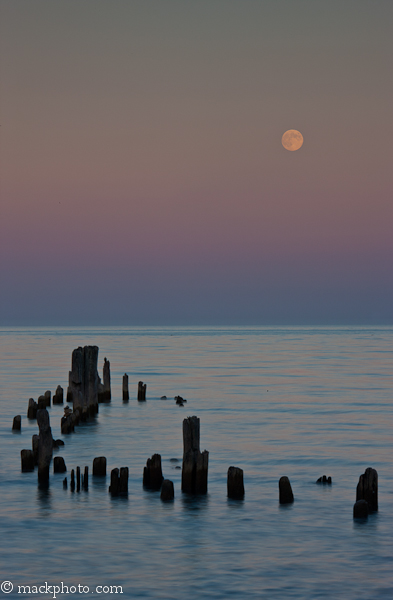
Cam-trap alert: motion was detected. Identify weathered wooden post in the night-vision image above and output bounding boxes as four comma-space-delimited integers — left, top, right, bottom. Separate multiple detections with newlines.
70, 469, 75, 491
123, 374, 129, 401
137, 381, 146, 401
93, 456, 107, 476
76, 466, 81, 492
356, 467, 378, 512
84, 466, 89, 490
353, 499, 369, 518
279, 476, 294, 504
181, 416, 209, 494
12, 415, 21, 431
160, 479, 174, 501
37, 409, 53, 483
53, 457, 66, 473
44, 390, 51, 407
119, 467, 128, 495
27, 398, 38, 419
227, 466, 244, 499
68, 346, 99, 418
103, 357, 111, 401
53, 385, 64, 404
143, 454, 164, 489
21, 449, 34, 472
109, 468, 120, 496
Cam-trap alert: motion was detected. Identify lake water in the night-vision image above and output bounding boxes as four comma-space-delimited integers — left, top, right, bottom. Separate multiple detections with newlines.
0, 326, 392, 599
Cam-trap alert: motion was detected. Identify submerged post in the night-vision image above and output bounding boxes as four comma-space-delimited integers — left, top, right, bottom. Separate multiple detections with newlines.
181, 416, 209, 494
103, 357, 111, 401
143, 454, 164, 490
356, 467, 378, 513
227, 466, 244, 499
123, 374, 129, 402
68, 346, 99, 418
37, 409, 53, 483
138, 381, 146, 401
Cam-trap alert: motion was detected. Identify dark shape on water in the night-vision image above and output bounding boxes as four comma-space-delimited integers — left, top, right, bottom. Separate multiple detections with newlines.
93, 456, 107, 476
143, 454, 164, 490
12, 415, 21, 431
356, 467, 378, 512
68, 346, 99, 418
37, 395, 47, 410
53, 439, 65, 448
84, 466, 89, 490
160, 395, 167, 400
138, 381, 146, 401
63, 477, 67, 489
109, 467, 128, 496
227, 466, 244, 499
53, 385, 64, 404
37, 409, 53, 483
27, 398, 38, 420
21, 449, 34, 472
160, 479, 174, 501
103, 357, 111, 401
70, 469, 75, 492
353, 499, 369, 519
53, 456, 66, 473
279, 476, 294, 504
316, 475, 332, 484
181, 416, 209, 495
76, 466, 81, 492
123, 373, 129, 401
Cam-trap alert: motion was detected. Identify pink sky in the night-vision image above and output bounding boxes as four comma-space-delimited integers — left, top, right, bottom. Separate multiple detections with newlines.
1, 1, 392, 324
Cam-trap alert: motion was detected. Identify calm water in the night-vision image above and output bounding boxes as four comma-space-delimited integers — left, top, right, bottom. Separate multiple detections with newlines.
0, 326, 392, 599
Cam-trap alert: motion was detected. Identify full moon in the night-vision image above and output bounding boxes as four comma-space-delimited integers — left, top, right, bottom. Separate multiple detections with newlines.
282, 129, 304, 151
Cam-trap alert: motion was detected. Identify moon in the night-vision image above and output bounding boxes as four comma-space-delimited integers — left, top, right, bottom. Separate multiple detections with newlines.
282, 129, 304, 151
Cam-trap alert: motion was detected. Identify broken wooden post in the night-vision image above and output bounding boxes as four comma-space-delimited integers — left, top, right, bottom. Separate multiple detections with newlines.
21, 449, 34, 472
37, 409, 53, 483
27, 398, 38, 419
356, 467, 378, 512
93, 456, 107, 476
279, 476, 294, 504
123, 374, 129, 401
103, 357, 111, 401
353, 499, 369, 519
76, 466, 81, 492
227, 466, 244, 499
53, 456, 66, 473
160, 479, 174, 501
316, 475, 332, 484
181, 416, 209, 494
12, 415, 21, 431
63, 477, 67, 489
143, 454, 164, 489
44, 390, 51, 407
84, 466, 88, 490
53, 385, 64, 404
119, 467, 128, 495
109, 468, 120, 496
70, 469, 75, 491
137, 381, 146, 401
37, 395, 47, 409
68, 346, 99, 418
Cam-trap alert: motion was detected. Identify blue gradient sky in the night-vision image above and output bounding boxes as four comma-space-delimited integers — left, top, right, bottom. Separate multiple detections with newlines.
1, 0, 392, 325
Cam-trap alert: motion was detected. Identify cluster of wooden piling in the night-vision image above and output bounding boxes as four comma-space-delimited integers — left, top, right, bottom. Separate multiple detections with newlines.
15, 345, 381, 519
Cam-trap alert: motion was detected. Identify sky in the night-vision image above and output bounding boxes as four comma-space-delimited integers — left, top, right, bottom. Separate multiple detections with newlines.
1, 0, 392, 325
